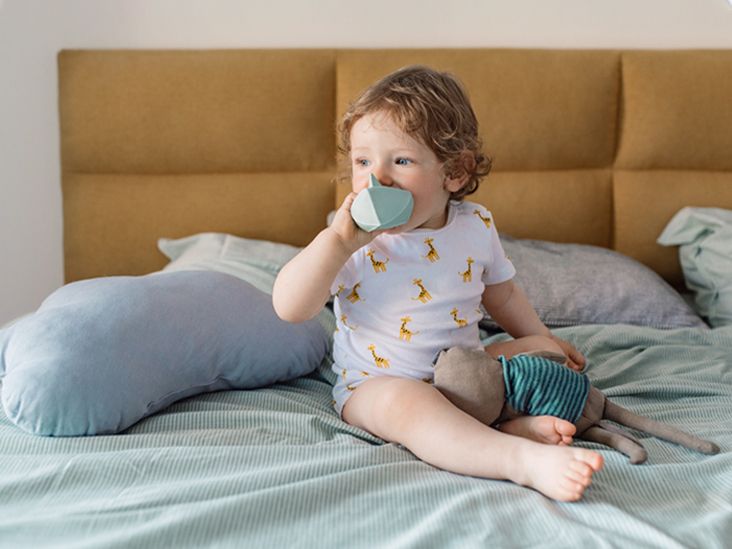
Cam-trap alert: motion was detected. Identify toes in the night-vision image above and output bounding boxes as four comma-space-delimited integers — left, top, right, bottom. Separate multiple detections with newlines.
574, 449, 605, 472
554, 418, 577, 437
569, 460, 593, 476
566, 462, 594, 486
559, 478, 586, 501
588, 453, 605, 472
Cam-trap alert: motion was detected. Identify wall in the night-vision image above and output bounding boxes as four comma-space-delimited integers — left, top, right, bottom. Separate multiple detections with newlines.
1, 0, 731, 325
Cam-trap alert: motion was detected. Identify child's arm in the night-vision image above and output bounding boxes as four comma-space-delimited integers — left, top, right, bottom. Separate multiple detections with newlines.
481, 279, 586, 370
273, 193, 378, 323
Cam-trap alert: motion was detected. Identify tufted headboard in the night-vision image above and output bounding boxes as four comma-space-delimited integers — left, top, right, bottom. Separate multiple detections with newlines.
58, 49, 732, 287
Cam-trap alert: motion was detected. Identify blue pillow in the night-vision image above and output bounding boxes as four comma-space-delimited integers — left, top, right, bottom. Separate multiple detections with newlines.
0, 271, 328, 436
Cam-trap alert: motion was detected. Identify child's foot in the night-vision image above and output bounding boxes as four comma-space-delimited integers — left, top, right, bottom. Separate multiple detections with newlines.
513, 443, 604, 502
498, 415, 576, 446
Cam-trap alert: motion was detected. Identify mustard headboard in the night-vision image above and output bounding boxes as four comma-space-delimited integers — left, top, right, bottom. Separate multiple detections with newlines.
58, 49, 732, 286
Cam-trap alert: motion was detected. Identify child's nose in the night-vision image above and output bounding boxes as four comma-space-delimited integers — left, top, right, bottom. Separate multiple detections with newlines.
372, 168, 394, 186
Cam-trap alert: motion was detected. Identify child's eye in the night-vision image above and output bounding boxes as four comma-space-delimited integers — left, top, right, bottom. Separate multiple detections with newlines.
354, 158, 370, 167
395, 158, 413, 166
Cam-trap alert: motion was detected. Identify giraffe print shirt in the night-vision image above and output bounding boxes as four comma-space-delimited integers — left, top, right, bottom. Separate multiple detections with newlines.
330, 200, 516, 416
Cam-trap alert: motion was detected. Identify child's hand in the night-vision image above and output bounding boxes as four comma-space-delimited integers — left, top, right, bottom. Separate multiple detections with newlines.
329, 191, 383, 254
549, 335, 586, 372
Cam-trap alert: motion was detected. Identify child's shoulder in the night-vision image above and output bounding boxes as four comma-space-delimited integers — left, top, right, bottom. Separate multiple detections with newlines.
453, 200, 495, 223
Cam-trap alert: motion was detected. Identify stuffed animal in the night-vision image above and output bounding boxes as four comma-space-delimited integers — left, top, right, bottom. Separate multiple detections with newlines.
433, 347, 720, 464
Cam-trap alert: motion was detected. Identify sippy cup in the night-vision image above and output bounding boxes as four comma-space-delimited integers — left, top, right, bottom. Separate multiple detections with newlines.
350, 174, 414, 232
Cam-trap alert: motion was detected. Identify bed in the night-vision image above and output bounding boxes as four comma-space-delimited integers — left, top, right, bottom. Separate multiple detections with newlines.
1, 49, 731, 548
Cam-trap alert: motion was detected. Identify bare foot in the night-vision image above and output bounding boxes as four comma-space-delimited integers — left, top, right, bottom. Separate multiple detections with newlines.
512, 443, 605, 502
499, 416, 576, 446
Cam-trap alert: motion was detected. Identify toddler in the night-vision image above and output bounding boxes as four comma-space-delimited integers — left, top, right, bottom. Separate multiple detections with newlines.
273, 65, 604, 501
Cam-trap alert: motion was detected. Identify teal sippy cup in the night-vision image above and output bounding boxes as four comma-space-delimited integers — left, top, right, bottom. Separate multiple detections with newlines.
350, 174, 414, 232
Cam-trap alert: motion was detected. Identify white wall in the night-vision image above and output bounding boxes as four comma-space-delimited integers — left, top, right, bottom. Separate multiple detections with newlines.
1, 0, 731, 324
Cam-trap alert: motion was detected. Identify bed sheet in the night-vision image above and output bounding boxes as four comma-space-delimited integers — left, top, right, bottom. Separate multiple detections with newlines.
1, 323, 730, 548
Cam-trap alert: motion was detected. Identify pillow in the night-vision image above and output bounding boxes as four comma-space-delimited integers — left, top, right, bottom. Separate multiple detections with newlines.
158, 232, 336, 331
157, 232, 301, 295
0, 270, 329, 436
658, 207, 732, 327
481, 235, 707, 330
158, 232, 338, 382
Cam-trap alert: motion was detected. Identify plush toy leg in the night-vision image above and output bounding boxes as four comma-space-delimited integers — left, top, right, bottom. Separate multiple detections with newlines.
604, 401, 720, 455
599, 420, 645, 448
583, 425, 648, 464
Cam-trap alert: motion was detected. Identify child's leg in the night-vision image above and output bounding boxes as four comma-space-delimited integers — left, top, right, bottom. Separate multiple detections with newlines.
342, 376, 604, 502
484, 334, 565, 363
483, 335, 577, 445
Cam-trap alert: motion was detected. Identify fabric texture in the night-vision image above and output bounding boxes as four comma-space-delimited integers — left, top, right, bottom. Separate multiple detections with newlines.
330, 202, 515, 414
658, 207, 732, 327
0, 271, 328, 436
158, 232, 301, 294
158, 232, 334, 334
0, 323, 729, 547
500, 354, 590, 423
481, 235, 707, 330
59, 50, 732, 285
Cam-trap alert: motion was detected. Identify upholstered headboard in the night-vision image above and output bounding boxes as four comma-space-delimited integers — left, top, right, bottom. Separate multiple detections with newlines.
58, 49, 732, 287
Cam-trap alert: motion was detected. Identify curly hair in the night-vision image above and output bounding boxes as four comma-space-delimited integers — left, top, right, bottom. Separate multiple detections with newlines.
337, 65, 492, 200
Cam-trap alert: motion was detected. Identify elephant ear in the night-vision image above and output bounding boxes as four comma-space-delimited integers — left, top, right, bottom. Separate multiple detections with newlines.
433, 347, 505, 426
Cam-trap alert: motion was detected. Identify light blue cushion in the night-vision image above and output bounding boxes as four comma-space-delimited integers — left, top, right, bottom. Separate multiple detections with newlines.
658, 207, 732, 327
157, 232, 336, 334
0, 271, 328, 436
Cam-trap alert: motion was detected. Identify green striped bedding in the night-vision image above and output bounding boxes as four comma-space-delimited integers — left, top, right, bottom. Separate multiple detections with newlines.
1, 323, 730, 548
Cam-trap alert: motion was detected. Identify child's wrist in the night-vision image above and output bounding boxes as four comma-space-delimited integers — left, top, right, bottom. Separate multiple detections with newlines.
322, 226, 361, 258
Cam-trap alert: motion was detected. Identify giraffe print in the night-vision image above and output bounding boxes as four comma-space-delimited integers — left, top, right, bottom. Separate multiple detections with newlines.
423, 238, 440, 262
398, 316, 419, 342
411, 278, 432, 303
340, 314, 357, 330
367, 344, 391, 368
473, 209, 492, 229
366, 249, 389, 273
346, 283, 363, 303
450, 307, 468, 327
459, 257, 474, 282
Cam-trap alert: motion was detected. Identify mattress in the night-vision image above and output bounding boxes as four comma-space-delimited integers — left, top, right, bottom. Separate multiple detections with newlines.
1, 320, 730, 548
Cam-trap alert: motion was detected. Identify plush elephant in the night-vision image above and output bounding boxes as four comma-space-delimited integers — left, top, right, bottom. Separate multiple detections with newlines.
433, 347, 720, 464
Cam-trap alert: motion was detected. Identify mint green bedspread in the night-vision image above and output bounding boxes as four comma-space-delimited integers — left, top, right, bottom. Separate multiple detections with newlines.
1, 324, 730, 548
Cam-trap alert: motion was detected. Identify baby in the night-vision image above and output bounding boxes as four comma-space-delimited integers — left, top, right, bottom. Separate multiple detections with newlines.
273, 65, 604, 501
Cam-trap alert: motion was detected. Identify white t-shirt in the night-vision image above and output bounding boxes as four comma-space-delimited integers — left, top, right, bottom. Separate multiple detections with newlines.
330, 200, 516, 415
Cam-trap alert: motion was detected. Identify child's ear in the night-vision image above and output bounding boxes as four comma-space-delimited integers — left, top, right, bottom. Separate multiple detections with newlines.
444, 174, 467, 193
443, 151, 475, 192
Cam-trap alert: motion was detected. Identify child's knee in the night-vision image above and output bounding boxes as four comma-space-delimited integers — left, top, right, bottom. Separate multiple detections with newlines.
343, 376, 424, 438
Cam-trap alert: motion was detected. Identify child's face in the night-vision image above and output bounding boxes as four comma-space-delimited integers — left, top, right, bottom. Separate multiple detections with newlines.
350, 110, 464, 233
